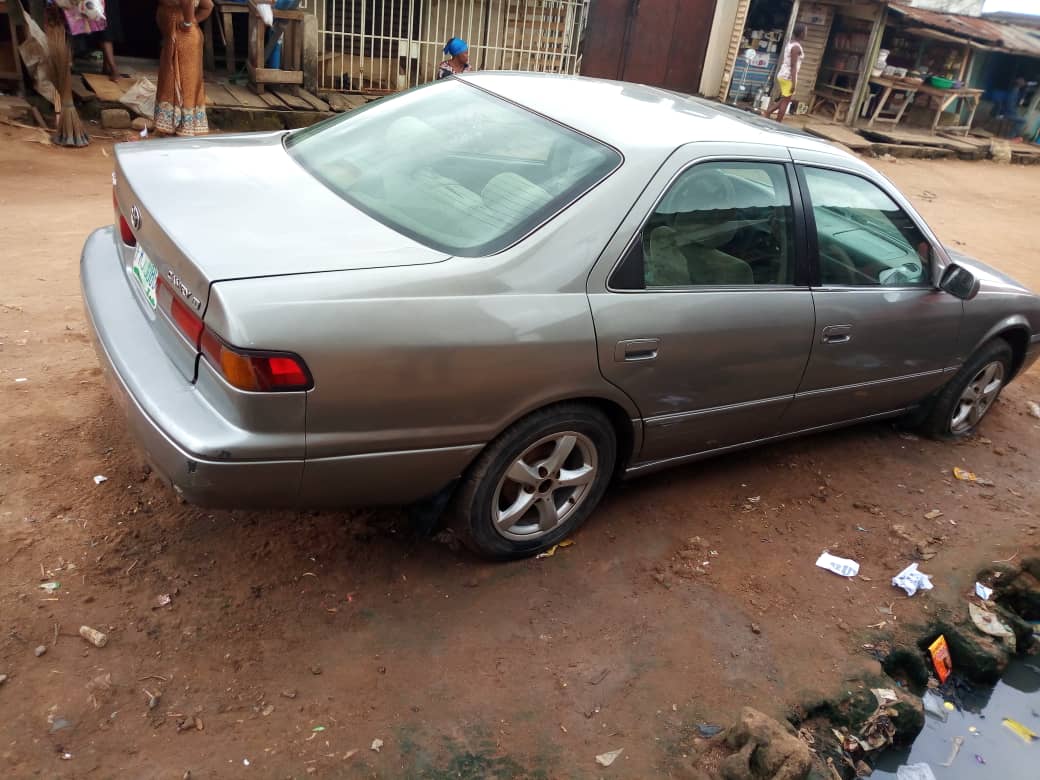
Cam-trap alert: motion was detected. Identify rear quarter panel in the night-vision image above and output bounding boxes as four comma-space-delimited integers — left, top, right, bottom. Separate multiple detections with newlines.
203, 173, 652, 461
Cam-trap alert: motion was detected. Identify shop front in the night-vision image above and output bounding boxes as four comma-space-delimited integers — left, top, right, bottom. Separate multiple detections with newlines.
717, 0, 886, 124
723, 0, 794, 110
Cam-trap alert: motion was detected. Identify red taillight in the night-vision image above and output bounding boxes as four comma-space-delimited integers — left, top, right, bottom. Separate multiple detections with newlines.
170, 293, 204, 346
119, 214, 137, 246
113, 188, 137, 247
200, 328, 311, 392
158, 276, 311, 391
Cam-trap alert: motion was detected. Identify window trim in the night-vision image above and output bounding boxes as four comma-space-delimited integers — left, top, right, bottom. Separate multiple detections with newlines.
607, 157, 811, 294
795, 163, 946, 292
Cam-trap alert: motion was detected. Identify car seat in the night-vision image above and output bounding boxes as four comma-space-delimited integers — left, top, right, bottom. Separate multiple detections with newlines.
645, 169, 754, 285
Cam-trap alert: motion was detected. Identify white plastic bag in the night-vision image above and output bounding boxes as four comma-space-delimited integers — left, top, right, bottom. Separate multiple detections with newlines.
257, 3, 274, 26
892, 563, 933, 597
816, 552, 860, 578
80, 0, 106, 22
119, 77, 157, 119
896, 763, 937, 780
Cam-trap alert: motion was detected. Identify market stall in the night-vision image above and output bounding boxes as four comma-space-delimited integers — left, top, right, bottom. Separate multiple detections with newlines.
860, 5, 986, 134
725, 0, 796, 110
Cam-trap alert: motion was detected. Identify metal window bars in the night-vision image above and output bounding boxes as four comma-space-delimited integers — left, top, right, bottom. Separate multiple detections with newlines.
315, 0, 589, 94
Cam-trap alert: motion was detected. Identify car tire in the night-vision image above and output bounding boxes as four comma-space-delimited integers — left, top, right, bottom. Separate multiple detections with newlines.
451, 404, 617, 560
919, 339, 1013, 439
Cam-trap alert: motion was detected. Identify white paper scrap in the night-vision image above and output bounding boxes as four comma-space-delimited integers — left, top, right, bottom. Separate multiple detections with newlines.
892, 563, 933, 597
93, 475, 108, 485
975, 582, 993, 601
815, 552, 860, 578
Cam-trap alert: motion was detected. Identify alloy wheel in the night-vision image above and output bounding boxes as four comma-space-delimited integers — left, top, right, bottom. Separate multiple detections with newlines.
950, 361, 1004, 435
492, 431, 598, 541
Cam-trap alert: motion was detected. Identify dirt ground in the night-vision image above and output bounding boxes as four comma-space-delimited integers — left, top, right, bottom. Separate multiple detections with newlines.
1, 124, 1038, 779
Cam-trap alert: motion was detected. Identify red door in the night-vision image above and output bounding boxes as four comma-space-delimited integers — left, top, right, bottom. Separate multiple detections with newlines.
582, 0, 718, 94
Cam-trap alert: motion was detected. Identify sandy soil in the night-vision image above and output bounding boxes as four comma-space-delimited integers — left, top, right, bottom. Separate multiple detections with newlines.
1, 125, 1038, 779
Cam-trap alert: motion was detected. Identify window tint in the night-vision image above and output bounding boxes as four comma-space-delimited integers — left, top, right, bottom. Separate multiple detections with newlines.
641, 162, 796, 288
803, 167, 932, 287
286, 81, 620, 256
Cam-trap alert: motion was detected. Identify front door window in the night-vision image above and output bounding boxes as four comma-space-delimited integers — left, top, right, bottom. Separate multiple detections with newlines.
802, 167, 932, 287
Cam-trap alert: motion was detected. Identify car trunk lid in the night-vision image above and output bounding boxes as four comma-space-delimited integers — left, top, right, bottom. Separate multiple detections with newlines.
112, 131, 450, 380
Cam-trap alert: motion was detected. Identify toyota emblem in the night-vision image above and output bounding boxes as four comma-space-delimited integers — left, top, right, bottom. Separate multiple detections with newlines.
130, 205, 142, 231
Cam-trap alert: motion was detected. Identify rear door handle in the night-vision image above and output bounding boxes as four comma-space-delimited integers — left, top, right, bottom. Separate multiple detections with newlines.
615, 338, 660, 362
821, 324, 853, 344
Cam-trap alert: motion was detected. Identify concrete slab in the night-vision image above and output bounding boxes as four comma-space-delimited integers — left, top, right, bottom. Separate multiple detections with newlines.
871, 143, 955, 160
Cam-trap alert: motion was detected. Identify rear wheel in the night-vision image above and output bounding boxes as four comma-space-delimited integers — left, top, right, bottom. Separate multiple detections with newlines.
451, 404, 616, 560
919, 339, 1012, 439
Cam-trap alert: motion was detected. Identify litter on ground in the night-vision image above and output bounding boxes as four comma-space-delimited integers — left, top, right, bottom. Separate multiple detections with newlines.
928, 635, 953, 683
892, 563, 933, 597
595, 748, 624, 767
816, 552, 860, 578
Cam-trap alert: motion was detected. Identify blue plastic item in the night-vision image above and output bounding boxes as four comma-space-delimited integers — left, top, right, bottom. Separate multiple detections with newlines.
267, 35, 283, 69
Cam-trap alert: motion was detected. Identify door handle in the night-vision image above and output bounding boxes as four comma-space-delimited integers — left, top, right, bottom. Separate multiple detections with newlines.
821, 324, 853, 344
615, 338, 660, 362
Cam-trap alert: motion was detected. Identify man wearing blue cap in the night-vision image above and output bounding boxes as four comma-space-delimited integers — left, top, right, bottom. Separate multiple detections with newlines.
437, 37, 471, 80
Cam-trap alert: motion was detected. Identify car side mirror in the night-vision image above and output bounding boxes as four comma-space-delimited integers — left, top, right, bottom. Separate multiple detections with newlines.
938, 263, 980, 300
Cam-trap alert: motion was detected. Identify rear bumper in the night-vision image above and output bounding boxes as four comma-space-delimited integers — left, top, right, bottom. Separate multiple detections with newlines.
82, 227, 304, 507
81, 227, 480, 508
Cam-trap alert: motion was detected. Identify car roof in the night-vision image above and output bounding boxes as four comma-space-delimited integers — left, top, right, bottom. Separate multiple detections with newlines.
463, 72, 851, 160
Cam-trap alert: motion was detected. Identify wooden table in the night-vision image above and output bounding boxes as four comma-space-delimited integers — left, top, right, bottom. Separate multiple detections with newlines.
866, 77, 919, 128
917, 83, 983, 135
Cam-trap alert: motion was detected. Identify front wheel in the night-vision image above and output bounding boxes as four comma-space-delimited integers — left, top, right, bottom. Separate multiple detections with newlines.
451, 404, 617, 560
919, 339, 1012, 439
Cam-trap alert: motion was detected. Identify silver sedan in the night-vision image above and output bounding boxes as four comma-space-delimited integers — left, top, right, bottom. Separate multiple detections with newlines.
82, 73, 1040, 559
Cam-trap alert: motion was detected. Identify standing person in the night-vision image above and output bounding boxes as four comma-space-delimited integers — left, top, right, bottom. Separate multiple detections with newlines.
154, 0, 214, 137
437, 37, 470, 80
98, 0, 123, 81
764, 23, 805, 123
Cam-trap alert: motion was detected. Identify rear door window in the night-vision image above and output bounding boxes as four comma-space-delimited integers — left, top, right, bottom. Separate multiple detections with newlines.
613, 161, 797, 289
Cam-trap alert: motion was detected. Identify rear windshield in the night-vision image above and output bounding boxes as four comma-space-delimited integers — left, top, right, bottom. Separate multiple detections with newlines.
286, 80, 621, 256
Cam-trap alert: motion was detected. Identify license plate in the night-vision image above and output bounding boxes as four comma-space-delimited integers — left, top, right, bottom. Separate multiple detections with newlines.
131, 245, 158, 310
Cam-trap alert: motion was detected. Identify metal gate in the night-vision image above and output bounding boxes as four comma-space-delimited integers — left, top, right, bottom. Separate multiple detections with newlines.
315, 0, 590, 93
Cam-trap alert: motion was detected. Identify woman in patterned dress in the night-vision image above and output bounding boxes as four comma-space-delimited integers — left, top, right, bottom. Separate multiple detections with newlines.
154, 0, 213, 136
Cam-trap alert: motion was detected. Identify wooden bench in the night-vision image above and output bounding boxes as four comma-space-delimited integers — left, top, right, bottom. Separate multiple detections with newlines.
246, 0, 304, 94
204, 1, 251, 75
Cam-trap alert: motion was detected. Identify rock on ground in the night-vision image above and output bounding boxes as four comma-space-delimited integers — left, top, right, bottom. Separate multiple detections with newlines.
131, 117, 155, 132
100, 108, 132, 130
720, 708, 811, 780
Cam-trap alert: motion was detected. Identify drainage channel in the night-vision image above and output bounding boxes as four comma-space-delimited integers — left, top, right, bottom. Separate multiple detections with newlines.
872, 657, 1039, 779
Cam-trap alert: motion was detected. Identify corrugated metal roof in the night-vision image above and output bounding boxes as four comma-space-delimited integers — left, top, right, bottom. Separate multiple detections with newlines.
888, 3, 1040, 58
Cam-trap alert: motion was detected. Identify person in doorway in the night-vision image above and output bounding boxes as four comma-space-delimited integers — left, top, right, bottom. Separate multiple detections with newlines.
154, 0, 214, 137
1000, 77, 1028, 141
437, 37, 470, 80
763, 23, 805, 123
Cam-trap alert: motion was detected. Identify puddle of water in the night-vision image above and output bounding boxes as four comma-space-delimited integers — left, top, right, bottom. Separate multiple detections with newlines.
873, 658, 1040, 779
